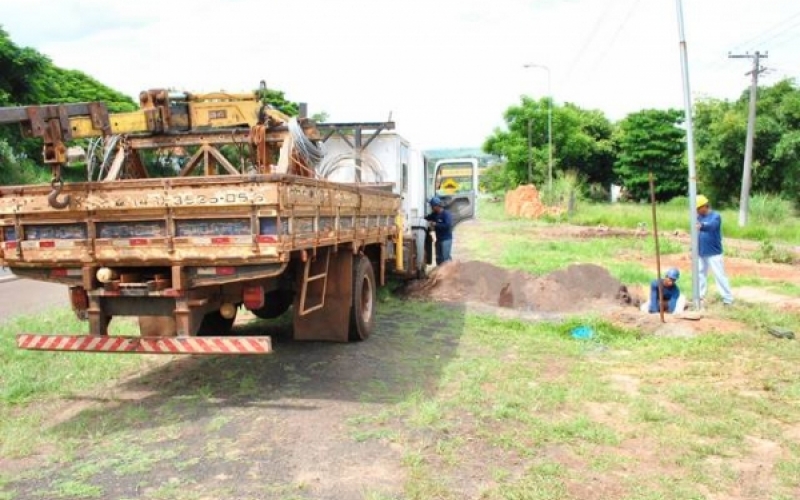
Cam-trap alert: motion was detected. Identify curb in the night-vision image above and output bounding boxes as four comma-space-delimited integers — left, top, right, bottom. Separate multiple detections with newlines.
0, 274, 18, 284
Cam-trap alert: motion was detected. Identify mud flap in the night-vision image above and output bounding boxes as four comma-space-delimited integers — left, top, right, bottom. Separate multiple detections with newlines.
293, 250, 353, 342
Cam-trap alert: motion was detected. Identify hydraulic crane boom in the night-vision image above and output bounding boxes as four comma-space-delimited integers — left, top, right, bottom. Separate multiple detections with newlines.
0, 84, 318, 209
0, 88, 292, 164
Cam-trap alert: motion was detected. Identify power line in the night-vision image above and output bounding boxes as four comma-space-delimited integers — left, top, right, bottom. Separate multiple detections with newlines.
584, 0, 643, 80
744, 18, 800, 49
697, 10, 800, 74
728, 10, 800, 53
559, 2, 615, 86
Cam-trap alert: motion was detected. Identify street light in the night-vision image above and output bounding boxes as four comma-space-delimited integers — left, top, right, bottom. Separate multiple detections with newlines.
522, 63, 553, 193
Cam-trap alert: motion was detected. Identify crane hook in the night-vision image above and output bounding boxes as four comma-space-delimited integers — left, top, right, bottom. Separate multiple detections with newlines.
48, 177, 71, 209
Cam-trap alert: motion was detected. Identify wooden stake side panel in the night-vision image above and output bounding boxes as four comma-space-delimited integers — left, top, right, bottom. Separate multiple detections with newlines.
0, 176, 400, 269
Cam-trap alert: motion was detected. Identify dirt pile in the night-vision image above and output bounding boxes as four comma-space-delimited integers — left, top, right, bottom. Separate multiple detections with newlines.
406, 261, 640, 313
505, 184, 563, 219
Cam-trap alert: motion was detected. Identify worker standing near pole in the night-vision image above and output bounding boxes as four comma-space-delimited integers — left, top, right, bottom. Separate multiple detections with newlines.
696, 195, 734, 307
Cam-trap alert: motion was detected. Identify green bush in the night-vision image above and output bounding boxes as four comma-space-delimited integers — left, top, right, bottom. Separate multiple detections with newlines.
748, 194, 795, 224
753, 239, 796, 264
666, 195, 689, 208
479, 163, 518, 196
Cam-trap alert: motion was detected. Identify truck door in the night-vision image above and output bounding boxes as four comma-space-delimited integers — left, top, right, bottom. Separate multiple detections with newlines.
433, 158, 479, 227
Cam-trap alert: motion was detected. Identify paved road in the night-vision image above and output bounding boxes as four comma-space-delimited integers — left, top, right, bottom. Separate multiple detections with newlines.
0, 274, 69, 320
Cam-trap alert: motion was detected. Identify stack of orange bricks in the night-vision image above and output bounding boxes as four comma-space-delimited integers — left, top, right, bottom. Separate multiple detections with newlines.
504, 185, 563, 219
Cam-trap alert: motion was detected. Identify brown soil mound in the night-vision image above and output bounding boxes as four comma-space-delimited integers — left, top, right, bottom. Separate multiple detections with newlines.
406, 261, 638, 313
505, 184, 563, 219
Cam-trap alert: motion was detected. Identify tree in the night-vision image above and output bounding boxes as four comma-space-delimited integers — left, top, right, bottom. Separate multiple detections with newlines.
556, 103, 615, 187
482, 97, 615, 191
257, 87, 300, 117
694, 78, 800, 206
0, 27, 48, 106
311, 111, 330, 122
613, 108, 686, 201
694, 98, 748, 205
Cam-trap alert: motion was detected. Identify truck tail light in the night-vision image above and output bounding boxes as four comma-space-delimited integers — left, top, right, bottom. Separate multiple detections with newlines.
215, 267, 236, 276
243, 285, 265, 310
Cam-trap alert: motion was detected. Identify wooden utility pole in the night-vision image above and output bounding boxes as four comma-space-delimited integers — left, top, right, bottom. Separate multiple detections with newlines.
728, 51, 768, 227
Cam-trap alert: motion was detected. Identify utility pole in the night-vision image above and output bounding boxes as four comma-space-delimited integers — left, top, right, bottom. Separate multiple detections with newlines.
675, 0, 701, 310
729, 50, 768, 227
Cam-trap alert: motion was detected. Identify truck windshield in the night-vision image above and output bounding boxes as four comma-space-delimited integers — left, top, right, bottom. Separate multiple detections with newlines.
435, 162, 476, 196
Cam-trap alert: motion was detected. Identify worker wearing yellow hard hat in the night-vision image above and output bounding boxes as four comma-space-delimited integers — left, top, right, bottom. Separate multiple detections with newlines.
695, 194, 733, 306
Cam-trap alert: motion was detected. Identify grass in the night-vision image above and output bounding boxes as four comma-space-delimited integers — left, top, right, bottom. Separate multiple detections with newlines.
372, 202, 800, 497
0, 310, 156, 458
481, 194, 800, 245
559, 200, 800, 245
0, 309, 147, 405
361, 301, 800, 499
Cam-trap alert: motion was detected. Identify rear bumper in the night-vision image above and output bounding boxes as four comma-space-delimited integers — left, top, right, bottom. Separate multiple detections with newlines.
16, 334, 272, 355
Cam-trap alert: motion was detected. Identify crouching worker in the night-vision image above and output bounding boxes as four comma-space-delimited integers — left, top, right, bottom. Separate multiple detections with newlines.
640, 267, 686, 314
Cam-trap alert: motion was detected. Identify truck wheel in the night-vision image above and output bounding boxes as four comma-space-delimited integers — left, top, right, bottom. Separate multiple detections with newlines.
349, 256, 376, 341
250, 290, 293, 320
197, 310, 236, 336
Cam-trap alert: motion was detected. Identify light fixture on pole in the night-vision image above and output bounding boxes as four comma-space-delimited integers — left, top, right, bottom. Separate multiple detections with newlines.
523, 63, 553, 192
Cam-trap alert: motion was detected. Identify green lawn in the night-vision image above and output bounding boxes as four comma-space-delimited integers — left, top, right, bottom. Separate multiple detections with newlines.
478, 195, 800, 246
0, 310, 151, 457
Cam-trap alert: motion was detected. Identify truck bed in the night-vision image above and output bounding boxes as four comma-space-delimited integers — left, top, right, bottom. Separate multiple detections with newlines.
0, 174, 400, 287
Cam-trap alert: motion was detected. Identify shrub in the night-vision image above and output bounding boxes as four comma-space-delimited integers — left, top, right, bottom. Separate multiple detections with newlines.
748, 194, 795, 224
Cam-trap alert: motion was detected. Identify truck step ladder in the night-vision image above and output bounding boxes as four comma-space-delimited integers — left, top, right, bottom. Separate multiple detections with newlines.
298, 248, 331, 316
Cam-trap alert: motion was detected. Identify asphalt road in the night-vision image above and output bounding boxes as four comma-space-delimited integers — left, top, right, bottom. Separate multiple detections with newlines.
0, 275, 69, 320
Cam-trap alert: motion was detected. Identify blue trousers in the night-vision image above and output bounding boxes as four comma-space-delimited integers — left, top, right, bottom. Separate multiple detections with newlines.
435, 238, 452, 266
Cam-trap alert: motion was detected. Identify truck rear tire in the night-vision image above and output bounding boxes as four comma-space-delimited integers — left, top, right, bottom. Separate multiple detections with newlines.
349, 255, 376, 341
197, 309, 236, 336
250, 290, 293, 320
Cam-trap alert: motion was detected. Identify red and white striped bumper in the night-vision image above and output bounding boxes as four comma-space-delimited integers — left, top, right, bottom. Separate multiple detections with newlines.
17, 334, 272, 355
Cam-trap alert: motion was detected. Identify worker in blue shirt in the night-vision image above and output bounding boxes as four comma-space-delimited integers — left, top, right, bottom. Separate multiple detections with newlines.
424, 196, 453, 266
642, 267, 686, 314
696, 195, 734, 306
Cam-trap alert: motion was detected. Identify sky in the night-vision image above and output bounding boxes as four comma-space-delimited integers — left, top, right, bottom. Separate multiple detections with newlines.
2, 0, 799, 150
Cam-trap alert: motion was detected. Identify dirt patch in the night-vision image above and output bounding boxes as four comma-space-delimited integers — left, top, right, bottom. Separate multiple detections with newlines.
606, 308, 747, 337
406, 261, 639, 313
734, 286, 800, 306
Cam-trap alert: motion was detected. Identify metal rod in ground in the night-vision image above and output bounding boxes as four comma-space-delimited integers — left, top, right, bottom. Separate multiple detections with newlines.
649, 172, 665, 323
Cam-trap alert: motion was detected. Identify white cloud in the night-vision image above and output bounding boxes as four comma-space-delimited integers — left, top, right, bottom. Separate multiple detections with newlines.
2, 0, 799, 149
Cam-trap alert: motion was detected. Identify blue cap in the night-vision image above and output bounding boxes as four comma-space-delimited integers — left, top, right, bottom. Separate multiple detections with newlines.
665, 268, 680, 280
429, 196, 443, 207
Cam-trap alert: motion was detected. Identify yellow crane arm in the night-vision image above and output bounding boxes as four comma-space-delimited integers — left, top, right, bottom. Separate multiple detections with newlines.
0, 88, 293, 163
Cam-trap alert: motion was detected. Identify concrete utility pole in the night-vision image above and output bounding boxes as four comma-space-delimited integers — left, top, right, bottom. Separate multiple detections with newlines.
675, 0, 701, 310
729, 51, 768, 227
